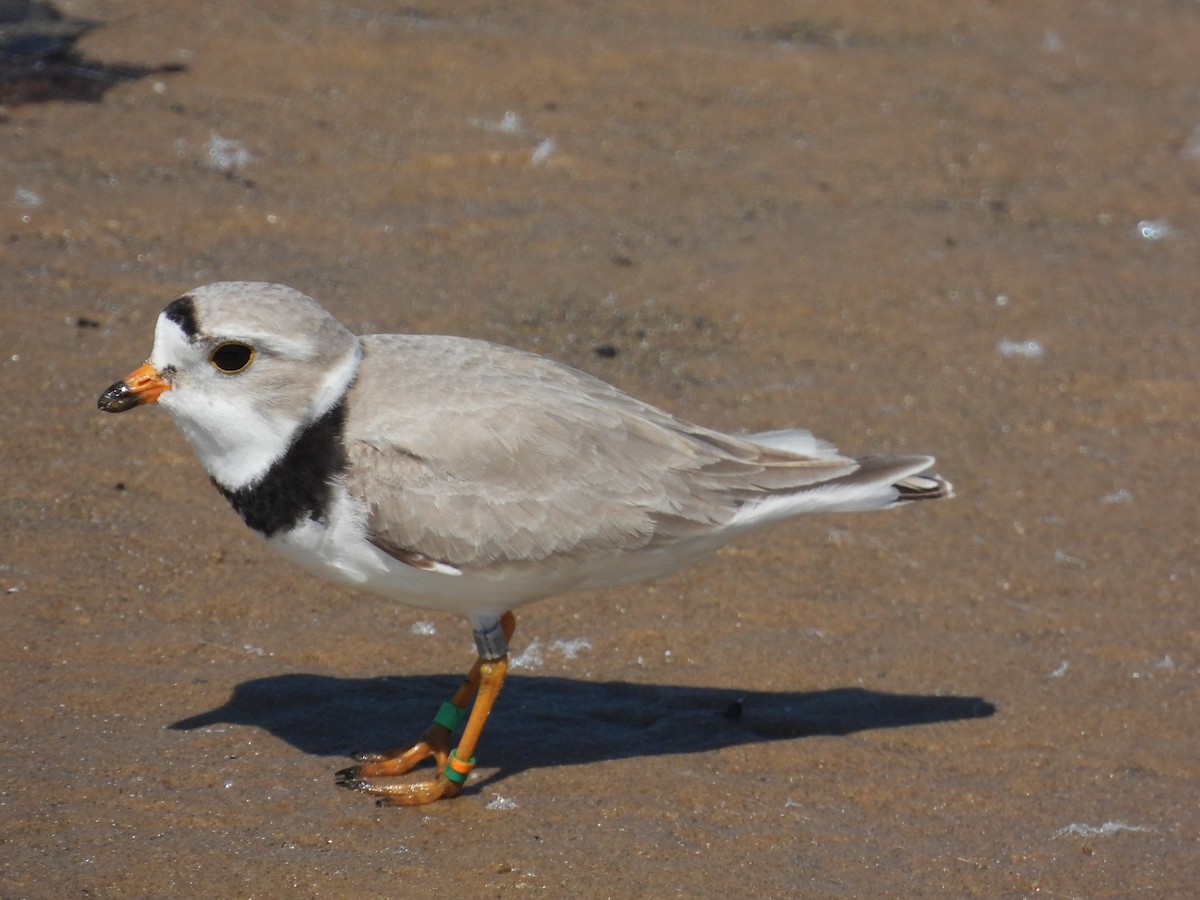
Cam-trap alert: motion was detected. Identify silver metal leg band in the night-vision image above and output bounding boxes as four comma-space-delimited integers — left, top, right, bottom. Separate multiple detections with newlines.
473, 620, 509, 660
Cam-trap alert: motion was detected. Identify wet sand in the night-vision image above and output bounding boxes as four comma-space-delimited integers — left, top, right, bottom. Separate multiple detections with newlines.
3, 1, 1199, 895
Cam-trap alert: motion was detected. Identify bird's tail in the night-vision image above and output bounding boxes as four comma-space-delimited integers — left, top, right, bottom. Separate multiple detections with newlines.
893, 469, 954, 503
726, 446, 952, 529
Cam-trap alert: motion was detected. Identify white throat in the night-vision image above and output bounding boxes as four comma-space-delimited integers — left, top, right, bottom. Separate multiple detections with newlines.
163, 391, 308, 490
152, 317, 361, 491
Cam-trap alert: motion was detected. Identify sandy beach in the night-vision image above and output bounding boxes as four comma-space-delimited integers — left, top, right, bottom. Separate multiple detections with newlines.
3, 1, 1198, 895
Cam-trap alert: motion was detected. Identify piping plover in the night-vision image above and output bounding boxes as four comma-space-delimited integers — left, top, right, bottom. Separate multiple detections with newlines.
99, 281, 951, 805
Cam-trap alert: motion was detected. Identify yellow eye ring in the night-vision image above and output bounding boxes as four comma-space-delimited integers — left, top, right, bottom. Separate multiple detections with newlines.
209, 341, 255, 373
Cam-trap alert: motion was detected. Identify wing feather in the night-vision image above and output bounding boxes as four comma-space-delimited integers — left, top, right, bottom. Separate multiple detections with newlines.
341, 335, 874, 571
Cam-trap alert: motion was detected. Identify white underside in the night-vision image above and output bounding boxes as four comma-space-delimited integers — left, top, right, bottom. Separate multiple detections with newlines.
267, 483, 758, 625
265, 466, 917, 629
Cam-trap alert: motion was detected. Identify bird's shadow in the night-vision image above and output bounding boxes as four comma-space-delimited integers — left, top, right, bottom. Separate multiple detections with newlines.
171, 673, 995, 782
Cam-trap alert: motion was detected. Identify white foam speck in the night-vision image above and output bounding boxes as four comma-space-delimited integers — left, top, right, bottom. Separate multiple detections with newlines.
1101, 489, 1133, 505
410, 620, 437, 636
1184, 124, 1200, 159
1053, 549, 1085, 568
1053, 821, 1153, 839
13, 187, 43, 208
473, 110, 524, 133
1136, 218, 1173, 241
550, 637, 591, 659
485, 795, 519, 810
205, 134, 255, 172
510, 640, 543, 669
997, 338, 1045, 359
531, 138, 556, 165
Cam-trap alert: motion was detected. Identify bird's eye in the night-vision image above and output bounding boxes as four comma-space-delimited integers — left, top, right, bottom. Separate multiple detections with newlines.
209, 342, 255, 373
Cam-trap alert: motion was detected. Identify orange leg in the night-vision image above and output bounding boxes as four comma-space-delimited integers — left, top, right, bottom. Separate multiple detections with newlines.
336, 611, 515, 805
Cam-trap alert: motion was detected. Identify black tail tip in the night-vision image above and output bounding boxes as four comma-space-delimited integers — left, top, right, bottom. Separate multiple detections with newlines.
896, 473, 953, 502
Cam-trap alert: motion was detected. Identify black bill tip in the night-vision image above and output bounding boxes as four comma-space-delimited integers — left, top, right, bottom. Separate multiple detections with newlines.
98, 380, 138, 413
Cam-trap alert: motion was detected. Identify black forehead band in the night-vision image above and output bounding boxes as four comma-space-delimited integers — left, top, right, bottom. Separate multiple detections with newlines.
163, 294, 199, 340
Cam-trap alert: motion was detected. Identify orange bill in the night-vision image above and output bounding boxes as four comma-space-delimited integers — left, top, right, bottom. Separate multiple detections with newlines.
97, 361, 171, 413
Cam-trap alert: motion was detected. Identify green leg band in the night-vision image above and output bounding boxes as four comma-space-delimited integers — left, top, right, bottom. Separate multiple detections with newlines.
443, 748, 476, 785
433, 701, 466, 732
